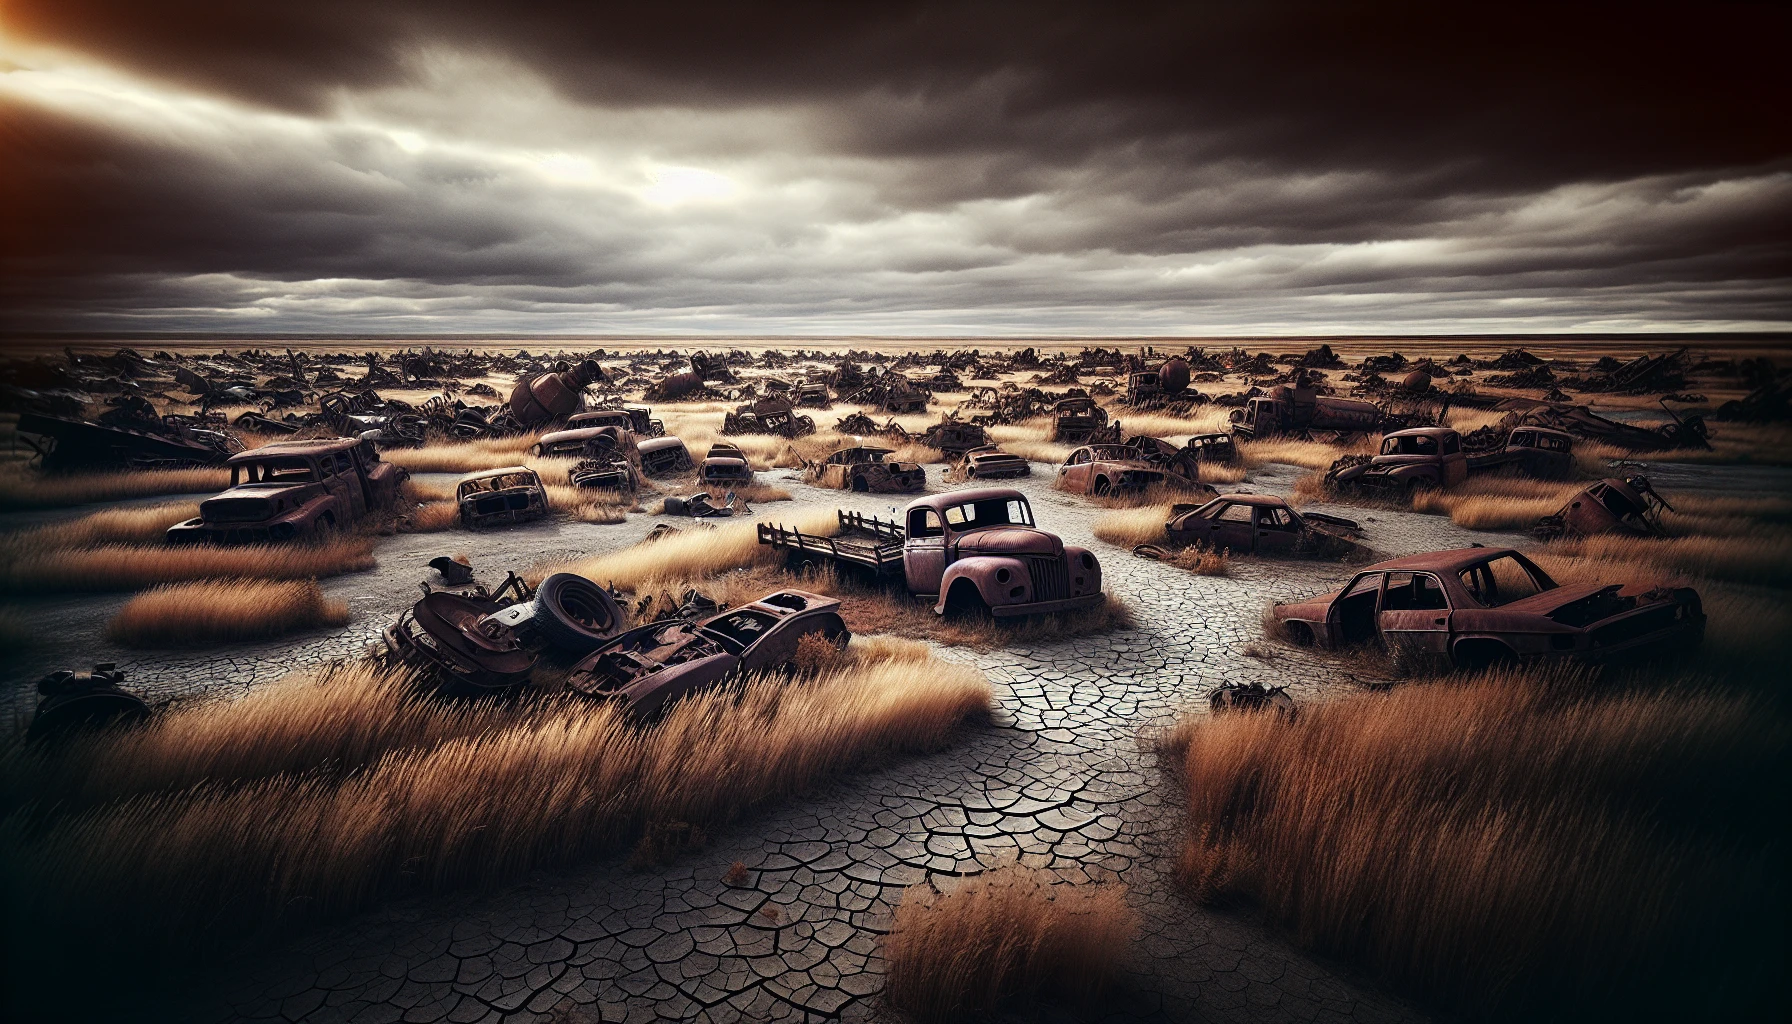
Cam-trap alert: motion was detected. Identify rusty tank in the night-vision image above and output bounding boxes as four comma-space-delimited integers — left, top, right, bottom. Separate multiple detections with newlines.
509, 359, 606, 428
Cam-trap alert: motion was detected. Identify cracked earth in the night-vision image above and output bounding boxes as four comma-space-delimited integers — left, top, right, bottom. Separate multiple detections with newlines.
3, 462, 1535, 1023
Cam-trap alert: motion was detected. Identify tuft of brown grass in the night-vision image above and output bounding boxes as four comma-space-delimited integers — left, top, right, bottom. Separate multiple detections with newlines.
1539, 533, 1792, 588
1092, 505, 1171, 547
381, 434, 544, 473
1408, 477, 1584, 530
883, 865, 1136, 1022
0, 467, 230, 510
9, 501, 201, 548
104, 579, 350, 648
405, 499, 462, 532
537, 509, 838, 589
1241, 437, 1376, 470
2, 653, 991, 967
1158, 670, 1785, 1019
0, 537, 377, 592
1167, 543, 1230, 576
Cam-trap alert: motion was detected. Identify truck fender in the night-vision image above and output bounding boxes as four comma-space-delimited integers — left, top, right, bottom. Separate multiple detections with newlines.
1386, 464, 1439, 483
1062, 544, 1102, 596
287, 493, 345, 532
932, 556, 1028, 615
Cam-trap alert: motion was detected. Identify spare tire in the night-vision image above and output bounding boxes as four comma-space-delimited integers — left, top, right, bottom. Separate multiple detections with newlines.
528, 573, 624, 656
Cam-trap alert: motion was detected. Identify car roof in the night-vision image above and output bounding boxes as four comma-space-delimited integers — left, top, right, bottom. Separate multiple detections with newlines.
1383, 426, 1456, 439
908, 486, 1024, 511
460, 465, 539, 482
226, 437, 359, 464
1363, 546, 1520, 573
638, 436, 687, 451
540, 426, 618, 441
1209, 493, 1290, 508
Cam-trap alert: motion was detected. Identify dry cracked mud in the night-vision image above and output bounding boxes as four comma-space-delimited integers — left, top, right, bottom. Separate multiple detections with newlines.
3, 463, 1535, 1023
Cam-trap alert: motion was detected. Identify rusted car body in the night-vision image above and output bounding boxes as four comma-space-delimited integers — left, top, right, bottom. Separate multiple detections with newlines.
1328, 427, 1467, 495
917, 419, 989, 455
805, 446, 926, 492
533, 425, 638, 462
723, 397, 816, 438
758, 487, 1103, 618
1156, 495, 1365, 558
509, 359, 606, 428
637, 436, 695, 476
384, 571, 625, 696
1183, 432, 1241, 464
567, 590, 849, 718
1056, 444, 1164, 495
569, 456, 639, 491
1270, 547, 1703, 668
168, 437, 408, 544
1121, 435, 1210, 491
697, 443, 755, 486
1534, 475, 1670, 540
457, 466, 548, 528
1049, 397, 1122, 444
948, 444, 1031, 481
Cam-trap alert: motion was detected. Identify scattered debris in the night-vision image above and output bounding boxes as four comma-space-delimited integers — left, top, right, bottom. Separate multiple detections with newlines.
28, 664, 152, 743
1208, 681, 1295, 716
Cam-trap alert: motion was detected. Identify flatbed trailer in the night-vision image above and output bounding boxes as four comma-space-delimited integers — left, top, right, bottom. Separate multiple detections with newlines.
757, 510, 908, 578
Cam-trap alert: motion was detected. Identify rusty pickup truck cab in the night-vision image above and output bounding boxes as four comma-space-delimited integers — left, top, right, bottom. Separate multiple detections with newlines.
167, 437, 407, 544
758, 486, 1102, 618
1329, 426, 1576, 496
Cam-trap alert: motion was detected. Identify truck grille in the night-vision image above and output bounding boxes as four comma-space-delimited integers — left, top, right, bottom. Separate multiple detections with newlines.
1028, 556, 1069, 601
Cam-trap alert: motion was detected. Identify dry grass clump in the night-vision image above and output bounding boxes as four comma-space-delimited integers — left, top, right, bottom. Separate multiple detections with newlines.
1160, 670, 1785, 1019
405, 499, 462, 531
1166, 544, 1229, 576
0, 467, 230, 510
2, 654, 992, 964
105, 579, 350, 648
1199, 460, 1248, 484
381, 435, 545, 472
1542, 533, 1792, 588
1117, 406, 1234, 437
9, 501, 200, 548
1408, 477, 1584, 530
883, 865, 1136, 1022
544, 484, 634, 523
0, 537, 377, 592
701, 482, 793, 503
1240, 437, 1376, 470
1092, 504, 1172, 547
538, 509, 838, 589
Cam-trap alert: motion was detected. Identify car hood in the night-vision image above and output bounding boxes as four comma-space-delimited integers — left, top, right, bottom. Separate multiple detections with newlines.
205, 482, 312, 503
952, 527, 1061, 556
702, 457, 750, 469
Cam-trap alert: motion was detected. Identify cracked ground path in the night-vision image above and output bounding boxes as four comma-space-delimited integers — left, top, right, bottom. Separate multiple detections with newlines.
5, 464, 1527, 1022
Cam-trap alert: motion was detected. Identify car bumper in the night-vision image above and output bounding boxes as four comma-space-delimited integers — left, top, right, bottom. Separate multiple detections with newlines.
989, 593, 1105, 618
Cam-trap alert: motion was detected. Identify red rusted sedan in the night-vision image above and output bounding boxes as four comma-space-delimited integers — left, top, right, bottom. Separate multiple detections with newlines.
1269, 546, 1703, 669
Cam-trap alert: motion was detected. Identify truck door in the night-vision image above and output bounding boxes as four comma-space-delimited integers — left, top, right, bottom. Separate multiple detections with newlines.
1440, 432, 1467, 486
903, 507, 947, 596
1379, 571, 1452, 662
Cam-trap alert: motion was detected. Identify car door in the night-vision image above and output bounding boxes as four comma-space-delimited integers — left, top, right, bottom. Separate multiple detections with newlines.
1379, 571, 1452, 663
1058, 448, 1091, 490
1253, 506, 1301, 553
1209, 501, 1256, 550
1441, 433, 1468, 486
903, 507, 947, 596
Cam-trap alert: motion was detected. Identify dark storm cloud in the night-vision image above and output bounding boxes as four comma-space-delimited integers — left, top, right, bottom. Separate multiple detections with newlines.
2, 1, 1790, 333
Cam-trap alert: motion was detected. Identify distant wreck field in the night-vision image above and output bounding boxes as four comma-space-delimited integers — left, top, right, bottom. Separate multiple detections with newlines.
1, 337, 1787, 1024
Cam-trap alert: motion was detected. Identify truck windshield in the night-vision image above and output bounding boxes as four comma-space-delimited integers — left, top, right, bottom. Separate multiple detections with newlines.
1382, 435, 1439, 455
943, 497, 1033, 529
242, 458, 314, 483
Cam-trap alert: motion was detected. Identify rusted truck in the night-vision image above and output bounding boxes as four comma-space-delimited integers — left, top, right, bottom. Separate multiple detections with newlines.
697, 443, 755, 486
757, 487, 1103, 618
1049, 397, 1122, 444
167, 437, 408, 544
509, 359, 607, 429
1327, 426, 1575, 496
1229, 386, 1383, 440
1270, 546, 1703, 669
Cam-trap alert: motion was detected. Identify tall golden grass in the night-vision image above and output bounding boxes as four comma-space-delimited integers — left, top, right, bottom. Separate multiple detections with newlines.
1542, 533, 1792, 588
538, 509, 839, 589
380, 434, 543, 472
104, 579, 350, 648
1409, 477, 1584, 530
2, 650, 991, 961
0, 467, 230, 510
1240, 437, 1376, 470
0, 538, 376, 592
1160, 670, 1785, 1019
883, 865, 1136, 1022
7, 501, 200, 548
1092, 504, 1171, 547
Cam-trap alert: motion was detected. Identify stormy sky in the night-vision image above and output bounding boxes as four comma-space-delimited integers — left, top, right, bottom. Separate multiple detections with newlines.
2, 2, 1789, 336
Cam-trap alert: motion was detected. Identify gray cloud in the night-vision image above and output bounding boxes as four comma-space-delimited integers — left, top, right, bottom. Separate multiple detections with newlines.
2, 2, 1789, 335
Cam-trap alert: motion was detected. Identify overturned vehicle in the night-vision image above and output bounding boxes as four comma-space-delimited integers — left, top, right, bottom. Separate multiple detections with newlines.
384, 570, 626, 696
1137, 494, 1367, 560
566, 590, 849, 719
1269, 547, 1703, 669
168, 437, 408, 544
947, 444, 1031, 481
